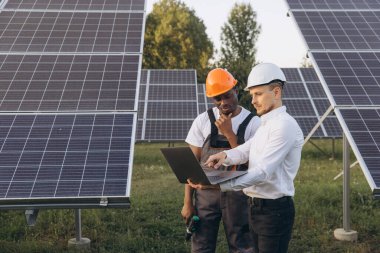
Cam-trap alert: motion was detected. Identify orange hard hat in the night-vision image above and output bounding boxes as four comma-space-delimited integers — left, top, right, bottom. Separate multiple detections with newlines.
205, 68, 238, 97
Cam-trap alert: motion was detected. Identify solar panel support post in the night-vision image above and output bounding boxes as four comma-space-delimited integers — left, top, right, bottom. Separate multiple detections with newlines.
304, 105, 333, 144
330, 138, 335, 160
334, 134, 358, 242
68, 209, 91, 249
25, 209, 39, 226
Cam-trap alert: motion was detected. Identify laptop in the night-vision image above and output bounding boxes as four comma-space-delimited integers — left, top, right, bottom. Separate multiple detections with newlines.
160, 147, 247, 185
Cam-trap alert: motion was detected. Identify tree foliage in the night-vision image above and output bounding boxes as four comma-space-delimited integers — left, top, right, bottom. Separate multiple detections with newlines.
143, 0, 214, 81
217, 3, 260, 110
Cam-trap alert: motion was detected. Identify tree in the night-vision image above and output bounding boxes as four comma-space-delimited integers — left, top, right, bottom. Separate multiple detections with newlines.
143, 0, 214, 81
217, 3, 260, 110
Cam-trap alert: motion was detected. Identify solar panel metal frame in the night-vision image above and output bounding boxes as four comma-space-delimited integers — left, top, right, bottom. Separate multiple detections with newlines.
0, 112, 137, 209
2, 0, 146, 12
334, 107, 380, 196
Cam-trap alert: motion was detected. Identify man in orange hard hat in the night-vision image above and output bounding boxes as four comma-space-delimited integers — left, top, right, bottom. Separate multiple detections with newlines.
182, 68, 261, 252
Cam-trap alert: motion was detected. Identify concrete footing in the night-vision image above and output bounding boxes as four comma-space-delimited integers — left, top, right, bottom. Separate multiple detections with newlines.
334, 228, 358, 242
68, 237, 91, 251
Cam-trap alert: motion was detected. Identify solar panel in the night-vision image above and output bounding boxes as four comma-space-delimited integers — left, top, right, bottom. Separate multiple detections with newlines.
148, 69, 197, 84
148, 85, 197, 101
312, 51, 380, 107
282, 68, 342, 138
287, 0, 380, 197
143, 120, 193, 141
282, 68, 302, 81
336, 108, 380, 195
0, 0, 146, 208
292, 11, 380, 50
287, 0, 380, 10
0, 54, 140, 111
146, 102, 198, 120
293, 117, 325, 137
0, 11, 144, 53
137, 69, 198, 142
283, 82, 309, 98
197, 83, 214, 110
4, 0, 145, 11
300, 68, 320, 82
0, 112, 134, 207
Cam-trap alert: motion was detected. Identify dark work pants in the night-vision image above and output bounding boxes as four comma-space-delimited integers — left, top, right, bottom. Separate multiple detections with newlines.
248, 197, 295, 253
192, 189, 254, 253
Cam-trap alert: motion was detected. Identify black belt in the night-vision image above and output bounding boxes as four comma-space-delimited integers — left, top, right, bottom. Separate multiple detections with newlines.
250, 196, 292, 207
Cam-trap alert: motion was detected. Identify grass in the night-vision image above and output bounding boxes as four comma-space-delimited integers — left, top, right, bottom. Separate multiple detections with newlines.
0, 140, 380, 252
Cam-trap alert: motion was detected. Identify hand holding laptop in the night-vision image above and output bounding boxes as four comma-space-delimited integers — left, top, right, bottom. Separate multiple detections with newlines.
161, 147, 246, 185
187, 179, 220, 190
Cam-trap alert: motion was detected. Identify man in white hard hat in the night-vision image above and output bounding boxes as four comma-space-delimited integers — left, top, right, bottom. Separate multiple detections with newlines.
188, 63, 304, 253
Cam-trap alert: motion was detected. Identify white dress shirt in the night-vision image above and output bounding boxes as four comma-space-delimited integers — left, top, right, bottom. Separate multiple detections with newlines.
220, 106, 304, 199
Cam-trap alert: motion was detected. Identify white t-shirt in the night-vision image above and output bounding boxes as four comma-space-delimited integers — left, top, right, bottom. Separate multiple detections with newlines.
186, 107, 261, 148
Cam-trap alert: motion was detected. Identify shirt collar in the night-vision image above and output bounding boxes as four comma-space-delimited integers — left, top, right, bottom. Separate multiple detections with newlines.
260, 106, 286, 123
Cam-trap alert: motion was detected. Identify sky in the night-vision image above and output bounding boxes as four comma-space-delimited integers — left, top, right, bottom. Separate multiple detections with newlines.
146, 0, 307, 68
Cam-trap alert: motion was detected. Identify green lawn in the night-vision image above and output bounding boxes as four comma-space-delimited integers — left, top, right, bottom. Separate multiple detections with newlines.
0, 140, 379, 253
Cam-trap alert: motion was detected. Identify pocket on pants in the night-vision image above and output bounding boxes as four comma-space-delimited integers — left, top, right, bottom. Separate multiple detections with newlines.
251, 207, 294, 236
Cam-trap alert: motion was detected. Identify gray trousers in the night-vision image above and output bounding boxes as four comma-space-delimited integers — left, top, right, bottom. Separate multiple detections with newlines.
192, 189, 254, 253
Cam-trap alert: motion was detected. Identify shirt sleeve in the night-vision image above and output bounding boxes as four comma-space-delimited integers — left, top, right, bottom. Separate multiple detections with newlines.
220, 119, 298, 191
223, 137, 253, 165
185, 114, 205, 148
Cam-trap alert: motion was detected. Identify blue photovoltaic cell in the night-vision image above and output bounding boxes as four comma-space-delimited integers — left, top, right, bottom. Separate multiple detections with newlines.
0, 54, 140, 111
143, 120, 193, 141
0, 113, 133, 199
146, 102, 198, 120
149, 69, 196, 84
312, 52, 380, 106
4, 0, 146, 11
292, 11, 380, 51
294, 117, 325, 137
283, 82, 309, 98
282, 68, 341, 138
282, 68, 302, 82
138, 69, 198, 141
0, 11, 144, 53
287, 0, 380, 10
300, 68, 320, 82
148, 85, 197, 101
338, 108, 380, 193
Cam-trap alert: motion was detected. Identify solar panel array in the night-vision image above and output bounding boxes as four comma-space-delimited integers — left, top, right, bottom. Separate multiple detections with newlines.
3, 0, 146, 11
137, 69, 198, 142
286, 0, 380, 196
282, 68, 341, 138
197, 83, 214, 113
287, 0, 380, 10
0, 0, 146, 208
0, 11, 144, 53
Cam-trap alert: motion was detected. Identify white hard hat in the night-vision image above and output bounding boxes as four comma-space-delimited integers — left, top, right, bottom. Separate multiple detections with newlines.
245, 63, 286, 91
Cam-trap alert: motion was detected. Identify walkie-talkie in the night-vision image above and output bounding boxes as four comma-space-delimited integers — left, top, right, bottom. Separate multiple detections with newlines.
185, 215, 200, 241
